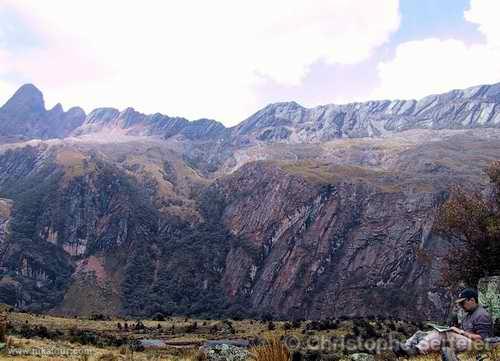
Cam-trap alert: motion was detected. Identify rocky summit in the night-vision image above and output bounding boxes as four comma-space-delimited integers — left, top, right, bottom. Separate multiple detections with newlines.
1, 83, 500, 320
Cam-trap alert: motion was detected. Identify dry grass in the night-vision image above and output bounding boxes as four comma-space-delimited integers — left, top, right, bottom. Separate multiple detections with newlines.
6, 311, 275, 343
3, 312, 499, 361
55, 148, 93, 181
279, 160, 403, 192
0, 313, 7, 343
250, 336, 290, 361
404, 345, 500, 361
0, 336, 207, 361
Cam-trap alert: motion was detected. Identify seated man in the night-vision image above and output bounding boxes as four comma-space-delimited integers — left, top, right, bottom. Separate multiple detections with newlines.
394, 288, 493, 356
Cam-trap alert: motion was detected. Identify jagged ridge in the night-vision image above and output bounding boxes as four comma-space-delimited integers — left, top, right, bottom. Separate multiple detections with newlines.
1, 82, 500, 142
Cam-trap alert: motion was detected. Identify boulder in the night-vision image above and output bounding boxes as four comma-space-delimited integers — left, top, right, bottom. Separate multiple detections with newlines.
349, 353, 375, 361
201, 344, 249, 361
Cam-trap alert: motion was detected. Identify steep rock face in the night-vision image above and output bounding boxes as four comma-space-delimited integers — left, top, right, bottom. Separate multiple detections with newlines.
0, 84, 86, 139
0, 198, 12, 245
233, 83, 500, 144
213, 162, 452, 320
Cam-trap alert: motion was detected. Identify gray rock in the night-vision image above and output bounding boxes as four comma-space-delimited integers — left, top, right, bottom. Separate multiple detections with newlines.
201, 344, 250, 361
349, 353, 375, 361
233, 83, 500, 144
138, 339, 167, 349
3, 81, 500, 145
72, 106, 229, 140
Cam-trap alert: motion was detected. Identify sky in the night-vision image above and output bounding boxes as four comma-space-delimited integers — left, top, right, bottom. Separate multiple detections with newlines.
0, 0, 499, 126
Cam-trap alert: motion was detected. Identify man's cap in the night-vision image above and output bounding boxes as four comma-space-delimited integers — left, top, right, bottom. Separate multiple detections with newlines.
455, 288, 478, 303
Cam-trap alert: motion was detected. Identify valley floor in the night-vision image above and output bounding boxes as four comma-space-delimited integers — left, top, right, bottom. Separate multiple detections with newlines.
0, 312, 499, 361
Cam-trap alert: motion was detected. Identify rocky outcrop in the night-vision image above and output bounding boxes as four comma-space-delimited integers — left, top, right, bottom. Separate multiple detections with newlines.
0, 84, 86, 140
233, 83, 500, 144
2, 82, 500, 147
72, 106, 229, 141
201, 343, 250, 361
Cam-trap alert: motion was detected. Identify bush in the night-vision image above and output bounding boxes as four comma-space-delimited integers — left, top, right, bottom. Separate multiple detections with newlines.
69, 329, 98, 345
152, 313, 165, 321
89, 314, 110, 321
133, 321, 145, 330
185, 322, 198, 333
305, 319, 338, 331
435, 161, 500, 287
19, 324, 53, 339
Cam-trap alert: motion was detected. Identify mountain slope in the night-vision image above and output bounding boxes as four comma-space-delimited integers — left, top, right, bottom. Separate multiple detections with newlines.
0, 83, 500, 320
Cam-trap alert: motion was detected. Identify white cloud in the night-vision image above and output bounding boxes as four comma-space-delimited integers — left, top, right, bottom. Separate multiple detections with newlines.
373, 0, 500, 101
0, 0, 400, 124
0, 80, 15, 102
465, 0, 500, 46
0, 49, 16, 99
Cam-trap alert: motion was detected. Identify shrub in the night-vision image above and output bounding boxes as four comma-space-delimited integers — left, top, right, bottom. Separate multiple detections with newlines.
352, 326, 360, 337
435, 162, 500, 288
69, 329, 98, 345
185, 322, 198, 333
133, 321, 145, 330
152, 313, 165, 321
89, 313, 109, 321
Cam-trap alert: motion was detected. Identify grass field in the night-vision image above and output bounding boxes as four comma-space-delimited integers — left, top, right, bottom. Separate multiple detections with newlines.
1, 312, 498, 361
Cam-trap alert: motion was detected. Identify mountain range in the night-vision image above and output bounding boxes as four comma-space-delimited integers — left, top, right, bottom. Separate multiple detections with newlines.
1, 82, 500, 320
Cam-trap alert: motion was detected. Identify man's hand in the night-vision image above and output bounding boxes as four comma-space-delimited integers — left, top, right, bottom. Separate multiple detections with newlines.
449, 327, 483, 341
449, 326, 463, 334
